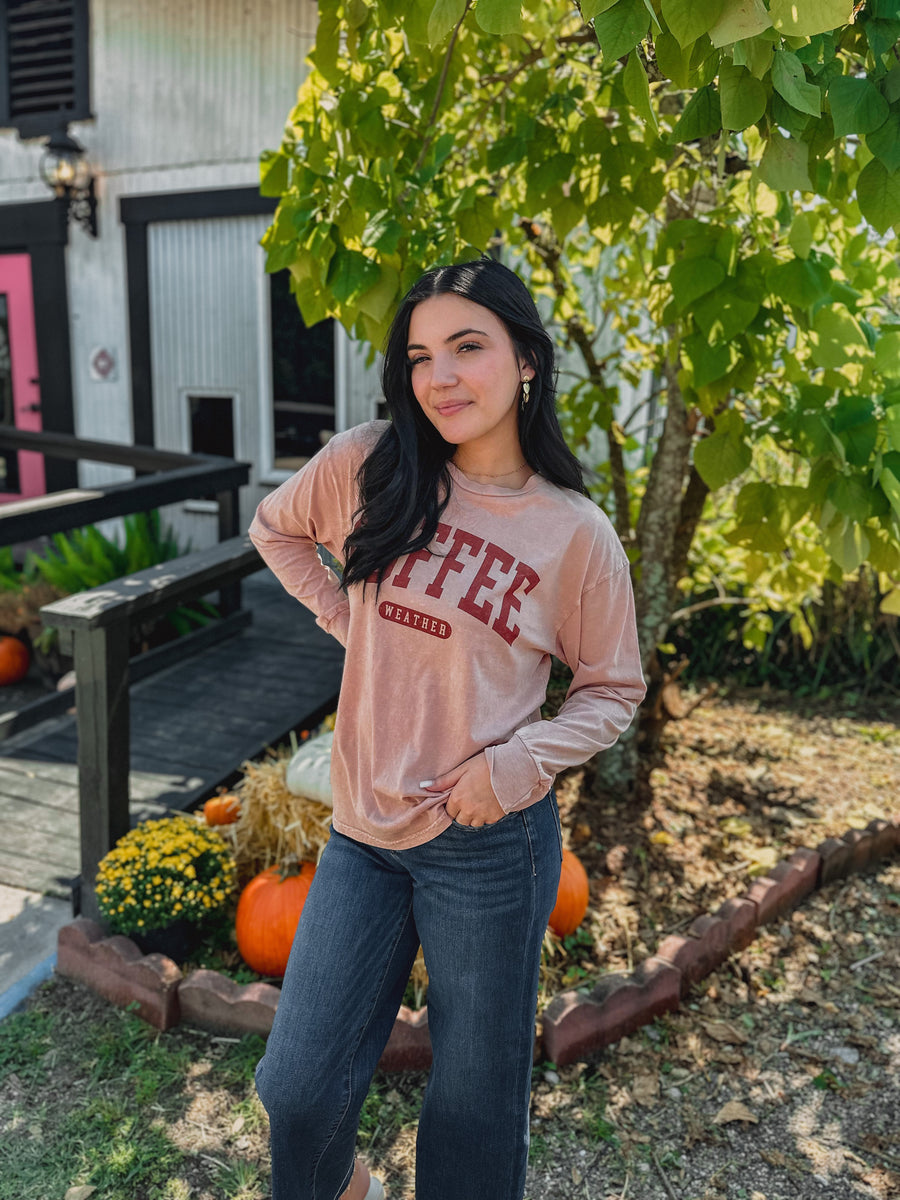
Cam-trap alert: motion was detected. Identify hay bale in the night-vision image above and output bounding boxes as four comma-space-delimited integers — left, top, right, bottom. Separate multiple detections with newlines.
221, 744, 333, 885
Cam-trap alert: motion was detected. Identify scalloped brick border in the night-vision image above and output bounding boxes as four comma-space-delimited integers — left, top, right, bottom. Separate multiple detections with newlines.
55, 816, 899, 1068
542, 817, 899, 1065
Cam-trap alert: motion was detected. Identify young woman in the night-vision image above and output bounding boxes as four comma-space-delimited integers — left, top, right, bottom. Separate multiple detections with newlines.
249, 258, 646, 1200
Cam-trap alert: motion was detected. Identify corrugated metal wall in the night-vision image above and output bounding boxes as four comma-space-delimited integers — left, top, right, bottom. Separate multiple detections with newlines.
89, 0, 318, 172
149, 215, 267, 548
148, 213, 378, 549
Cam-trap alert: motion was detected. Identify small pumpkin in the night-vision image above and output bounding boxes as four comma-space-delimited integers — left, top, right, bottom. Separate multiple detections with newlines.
548, 848, 590, 937
235, 860, 316, 977
0, 635, 30, 686
203, 793, 241, 825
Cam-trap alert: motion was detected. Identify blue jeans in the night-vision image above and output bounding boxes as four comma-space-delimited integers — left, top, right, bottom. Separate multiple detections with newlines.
255, 788, 563, 1200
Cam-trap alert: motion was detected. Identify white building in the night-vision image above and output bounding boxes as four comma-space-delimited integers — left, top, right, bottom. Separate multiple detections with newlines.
0, 0, 379, 547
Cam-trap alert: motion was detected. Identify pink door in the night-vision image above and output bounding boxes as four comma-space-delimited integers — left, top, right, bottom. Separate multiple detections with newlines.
0, 254, 45, 500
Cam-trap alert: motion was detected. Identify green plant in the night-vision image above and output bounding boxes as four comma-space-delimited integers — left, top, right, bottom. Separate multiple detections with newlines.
5, 510, 217, 658
0, 547, 20, 589
95, 814, 237, 937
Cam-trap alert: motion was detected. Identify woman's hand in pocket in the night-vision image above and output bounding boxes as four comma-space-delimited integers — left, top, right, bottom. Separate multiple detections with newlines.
421, 753, 505, 827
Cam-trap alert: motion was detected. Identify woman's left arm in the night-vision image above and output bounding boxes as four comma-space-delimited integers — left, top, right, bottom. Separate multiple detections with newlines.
483, 562, 647, 813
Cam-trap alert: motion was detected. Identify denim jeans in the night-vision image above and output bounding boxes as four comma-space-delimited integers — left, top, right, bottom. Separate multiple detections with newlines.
255, 788, 563, 1200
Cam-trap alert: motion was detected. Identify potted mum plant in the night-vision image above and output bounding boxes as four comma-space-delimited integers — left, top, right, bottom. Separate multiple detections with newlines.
95, 814, 237, 962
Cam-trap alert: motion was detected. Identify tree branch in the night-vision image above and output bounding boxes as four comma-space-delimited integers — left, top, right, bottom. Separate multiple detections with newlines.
670, 596, 748, 621
400, 0, 473, 197
670, 462, 710, 598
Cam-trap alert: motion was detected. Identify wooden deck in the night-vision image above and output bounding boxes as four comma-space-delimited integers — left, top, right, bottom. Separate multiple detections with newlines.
0, 572, 344, 899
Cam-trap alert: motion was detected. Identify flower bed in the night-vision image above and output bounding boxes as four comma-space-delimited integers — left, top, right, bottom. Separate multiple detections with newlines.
57, 815, 899, 1071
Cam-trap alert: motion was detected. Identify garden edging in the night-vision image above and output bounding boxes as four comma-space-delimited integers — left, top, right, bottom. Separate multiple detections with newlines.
55, 816, 899, 1070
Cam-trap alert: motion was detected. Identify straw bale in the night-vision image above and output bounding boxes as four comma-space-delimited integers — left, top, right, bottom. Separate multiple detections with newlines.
221, 744, 333, 885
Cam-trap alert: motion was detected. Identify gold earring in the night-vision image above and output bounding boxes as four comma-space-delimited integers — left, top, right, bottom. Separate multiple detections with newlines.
521, 378, 531, 409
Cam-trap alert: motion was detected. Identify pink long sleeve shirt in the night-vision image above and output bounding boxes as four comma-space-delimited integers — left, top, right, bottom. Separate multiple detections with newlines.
249, 420, 647, 850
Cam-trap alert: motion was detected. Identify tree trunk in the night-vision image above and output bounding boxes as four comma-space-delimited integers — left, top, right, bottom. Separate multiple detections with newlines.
591, 359, 696, 797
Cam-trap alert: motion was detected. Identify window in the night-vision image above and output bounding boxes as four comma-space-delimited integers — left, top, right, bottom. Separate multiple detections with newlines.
0, 0, 90, 138
269, 268, 335, 471
188, 393, 235, 460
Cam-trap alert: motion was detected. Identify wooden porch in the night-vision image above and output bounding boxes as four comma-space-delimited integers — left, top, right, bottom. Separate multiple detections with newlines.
0, 571, 343, 901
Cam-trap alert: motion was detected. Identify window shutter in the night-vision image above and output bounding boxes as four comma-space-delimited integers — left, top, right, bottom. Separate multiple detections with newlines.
1, 0, 89, 135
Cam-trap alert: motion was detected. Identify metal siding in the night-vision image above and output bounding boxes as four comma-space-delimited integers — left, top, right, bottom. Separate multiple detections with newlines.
89, 0, 318, 171
149, 214, 271, 548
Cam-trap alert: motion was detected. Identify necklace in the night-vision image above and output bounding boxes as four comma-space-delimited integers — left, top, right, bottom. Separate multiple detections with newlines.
451, 458, 527, 478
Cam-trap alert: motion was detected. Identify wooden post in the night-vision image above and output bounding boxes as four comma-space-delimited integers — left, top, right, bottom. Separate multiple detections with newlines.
70, 621, 131, 922
216, 487, 242, 616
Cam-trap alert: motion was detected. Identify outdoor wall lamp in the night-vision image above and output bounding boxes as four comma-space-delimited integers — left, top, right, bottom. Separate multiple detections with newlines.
39, 127, 98, 238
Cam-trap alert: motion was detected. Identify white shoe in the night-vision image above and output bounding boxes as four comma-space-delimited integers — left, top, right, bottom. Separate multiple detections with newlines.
343, 1159, 386, 1200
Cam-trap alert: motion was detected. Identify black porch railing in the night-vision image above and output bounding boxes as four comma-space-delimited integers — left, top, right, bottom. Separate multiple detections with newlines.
0, 427, 248, 551
40, 534, 267, 922
0, 427, 255, 918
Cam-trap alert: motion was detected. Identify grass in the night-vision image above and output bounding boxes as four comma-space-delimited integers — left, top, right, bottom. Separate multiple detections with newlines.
0, 982, 275, 1200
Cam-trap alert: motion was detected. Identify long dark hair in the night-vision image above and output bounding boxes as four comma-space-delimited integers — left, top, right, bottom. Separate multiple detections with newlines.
342, 258, 586, 594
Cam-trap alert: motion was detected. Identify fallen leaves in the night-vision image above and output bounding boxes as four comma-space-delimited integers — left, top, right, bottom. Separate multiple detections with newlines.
703, 1019, 750, 1044
632, 1073, 660, 1107
712, 1100, 758, 1125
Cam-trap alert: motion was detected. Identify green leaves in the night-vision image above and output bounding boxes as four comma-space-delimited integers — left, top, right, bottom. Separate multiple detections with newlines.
661, 0, 724, 48
828, 77, 889, 140
670, 85, 722, 141
694, 410, 752, 489
709, 0, 770, 48
669, 257, 725, 310
758, 132, 812, 191
427, 0, 467, 45
593, 0, 650, 61
623, 52, 658, 131
772, 50, 821, 119
719, 60, 766, 131
857, 159, 900, 235
769, 0, 853, 38
810, 306, 871, 370
867, 115, 900, 174
263, 0, 900, 640
259, 150, 289, 198
474, 0, 522, 34
875, 331, 900, 379
326, 248, 381, 305
766, 257, 831, 308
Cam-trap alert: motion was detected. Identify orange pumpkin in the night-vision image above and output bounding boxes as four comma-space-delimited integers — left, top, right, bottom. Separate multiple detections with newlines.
548, 848, 590, 937
235, 861, 316, 976
0, 636, 30, 686
203, 793, 240, 825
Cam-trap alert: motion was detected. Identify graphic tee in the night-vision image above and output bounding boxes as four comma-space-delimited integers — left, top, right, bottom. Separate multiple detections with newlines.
249, 420, 647, 849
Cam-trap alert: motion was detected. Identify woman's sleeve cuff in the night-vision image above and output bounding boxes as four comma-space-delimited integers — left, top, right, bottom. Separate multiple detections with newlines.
484, 735, 553, 814
316, 602, 351, 648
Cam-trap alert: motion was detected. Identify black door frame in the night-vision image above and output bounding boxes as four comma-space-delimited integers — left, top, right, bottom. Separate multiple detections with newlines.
120, 187, 277, 448
0, 197, 77, 492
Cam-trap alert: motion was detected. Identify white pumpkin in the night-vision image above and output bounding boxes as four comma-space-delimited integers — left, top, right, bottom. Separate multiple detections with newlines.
285, 731, 334, 807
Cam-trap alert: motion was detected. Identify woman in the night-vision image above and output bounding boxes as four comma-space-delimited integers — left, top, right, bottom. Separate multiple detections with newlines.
250, 258, 646, 1200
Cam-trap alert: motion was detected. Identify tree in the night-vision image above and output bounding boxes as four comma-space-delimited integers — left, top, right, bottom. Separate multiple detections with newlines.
260, 0, 900, 788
